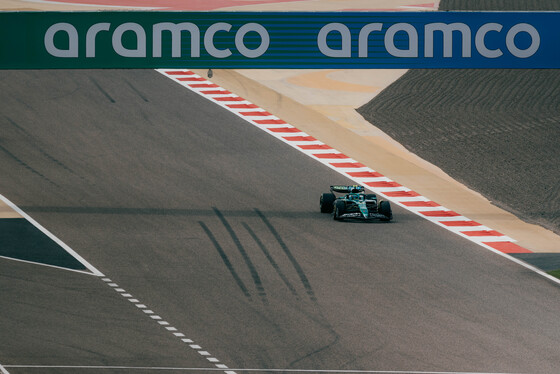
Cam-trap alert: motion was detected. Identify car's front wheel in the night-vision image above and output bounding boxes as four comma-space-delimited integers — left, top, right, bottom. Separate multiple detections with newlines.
379, 200, 392, 221
333, 200, 345, 221
320, 193, 336, 213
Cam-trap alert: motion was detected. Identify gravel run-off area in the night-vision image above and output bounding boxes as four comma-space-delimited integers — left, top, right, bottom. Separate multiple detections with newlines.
358, 0, 560, 235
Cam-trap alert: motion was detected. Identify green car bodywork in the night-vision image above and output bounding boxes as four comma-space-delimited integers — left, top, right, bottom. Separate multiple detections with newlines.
320, 185, 392, 221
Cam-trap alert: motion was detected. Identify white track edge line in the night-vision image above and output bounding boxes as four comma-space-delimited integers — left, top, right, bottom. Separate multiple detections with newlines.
0, 362, 10, 374
478, 243, 560, 286
0, 365, 526, 374
0, 255, 98, 276
0, 128, 234, 372
0, 193, 104, 277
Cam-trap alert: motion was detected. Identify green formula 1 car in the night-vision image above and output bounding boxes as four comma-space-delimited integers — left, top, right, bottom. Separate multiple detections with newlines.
320, 185, 392, 221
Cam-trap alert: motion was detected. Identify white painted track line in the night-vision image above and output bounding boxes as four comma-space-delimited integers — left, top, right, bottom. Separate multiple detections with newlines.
0, 362, 10, 374
0, 365, 526, 374
0, 196, 236, 373
101, 278, 236, 374
0, 193, 104, 276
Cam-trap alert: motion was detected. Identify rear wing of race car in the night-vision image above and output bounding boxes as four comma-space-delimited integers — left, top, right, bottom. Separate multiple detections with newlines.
330, 185, 365, 194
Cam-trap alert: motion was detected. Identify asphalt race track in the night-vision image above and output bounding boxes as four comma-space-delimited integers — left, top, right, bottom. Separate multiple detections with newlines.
1, 70, 560, 374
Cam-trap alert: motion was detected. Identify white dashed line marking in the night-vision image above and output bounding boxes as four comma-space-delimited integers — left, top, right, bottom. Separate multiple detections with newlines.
0, 366, 524, 374
101, 278, 235, 374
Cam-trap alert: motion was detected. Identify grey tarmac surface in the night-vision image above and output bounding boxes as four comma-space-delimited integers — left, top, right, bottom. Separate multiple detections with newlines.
1, 69, 560, 373
0, 259, 211, 373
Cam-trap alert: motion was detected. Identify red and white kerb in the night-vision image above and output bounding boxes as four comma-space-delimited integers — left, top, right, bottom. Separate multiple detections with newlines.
157, 69, 532, 255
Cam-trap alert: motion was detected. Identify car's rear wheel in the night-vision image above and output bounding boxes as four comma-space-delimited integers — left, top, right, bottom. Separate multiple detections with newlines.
379, 200, 392, 221
320, 193, 336, 213
333, 200, 345, 221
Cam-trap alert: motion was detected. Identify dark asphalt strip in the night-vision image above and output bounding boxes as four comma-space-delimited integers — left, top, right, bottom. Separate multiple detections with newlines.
0, 218, 86, 271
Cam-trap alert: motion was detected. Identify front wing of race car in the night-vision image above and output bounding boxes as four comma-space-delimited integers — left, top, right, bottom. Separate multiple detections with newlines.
337, 200, 386, 220
338, 211, 389, 220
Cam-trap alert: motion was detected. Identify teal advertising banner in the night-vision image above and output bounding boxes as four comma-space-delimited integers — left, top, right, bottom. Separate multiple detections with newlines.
0, 11, 558, 69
